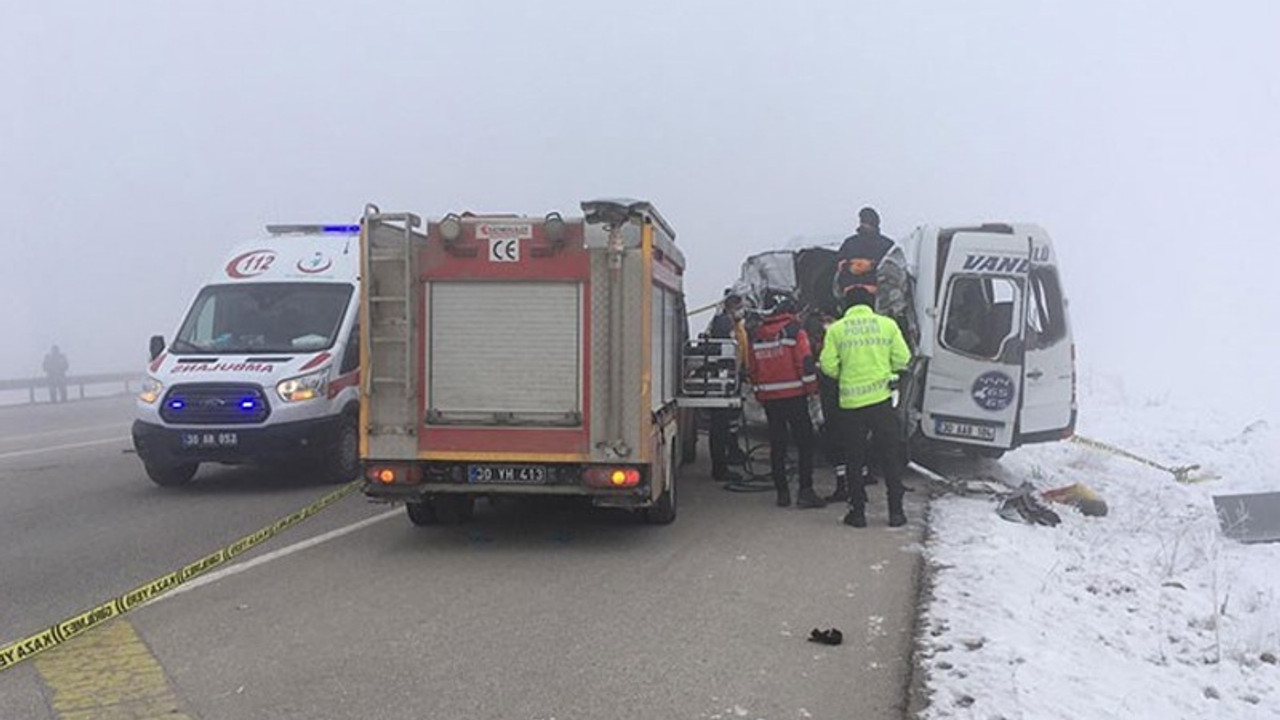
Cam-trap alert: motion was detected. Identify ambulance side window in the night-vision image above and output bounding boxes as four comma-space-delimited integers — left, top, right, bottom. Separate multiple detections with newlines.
340, 323, 360, 374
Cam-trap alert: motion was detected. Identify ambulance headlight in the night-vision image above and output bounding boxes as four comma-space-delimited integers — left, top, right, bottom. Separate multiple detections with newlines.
276, 370, 328, 402
138, 377, 164, 404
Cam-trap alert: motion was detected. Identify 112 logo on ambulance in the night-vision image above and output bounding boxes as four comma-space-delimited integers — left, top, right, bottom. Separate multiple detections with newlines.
477, 223, 531, 263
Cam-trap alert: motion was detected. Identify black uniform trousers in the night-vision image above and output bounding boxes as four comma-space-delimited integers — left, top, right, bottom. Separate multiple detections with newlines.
817, 375, 844, 469
709, 408, 738, 480
841, 399, 905, 513
763, 395, 816, 490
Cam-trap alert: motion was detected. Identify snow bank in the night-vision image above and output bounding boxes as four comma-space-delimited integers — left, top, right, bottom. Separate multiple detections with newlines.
918, 379, 1280, 719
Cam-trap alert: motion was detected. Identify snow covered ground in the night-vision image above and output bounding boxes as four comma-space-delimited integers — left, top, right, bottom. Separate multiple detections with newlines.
917, 375, 1280, 719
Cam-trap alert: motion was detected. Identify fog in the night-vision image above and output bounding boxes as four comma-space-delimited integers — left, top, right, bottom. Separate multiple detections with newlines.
4, 1, 1278, 419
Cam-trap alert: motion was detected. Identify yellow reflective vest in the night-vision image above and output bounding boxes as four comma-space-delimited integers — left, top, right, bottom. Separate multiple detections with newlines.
819, 305, 912, 410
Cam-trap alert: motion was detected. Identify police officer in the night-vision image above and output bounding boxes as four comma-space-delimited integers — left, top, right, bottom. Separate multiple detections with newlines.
746, 289, 825, 509
819, 286, 912, 527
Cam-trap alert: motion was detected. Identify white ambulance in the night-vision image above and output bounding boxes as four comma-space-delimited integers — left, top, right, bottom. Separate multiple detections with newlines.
132, 225, 363, 486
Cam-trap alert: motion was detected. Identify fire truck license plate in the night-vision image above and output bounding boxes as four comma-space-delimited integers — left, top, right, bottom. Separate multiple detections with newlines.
934, 419, 997, 442
467, 464, 547, 484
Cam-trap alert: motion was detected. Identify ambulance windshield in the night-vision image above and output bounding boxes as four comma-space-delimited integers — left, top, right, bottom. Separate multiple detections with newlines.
171, 283, 353, 354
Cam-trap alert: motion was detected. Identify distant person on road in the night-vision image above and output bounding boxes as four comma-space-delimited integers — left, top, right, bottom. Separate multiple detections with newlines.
819, 287, 912, 528
42, 345, 69, 404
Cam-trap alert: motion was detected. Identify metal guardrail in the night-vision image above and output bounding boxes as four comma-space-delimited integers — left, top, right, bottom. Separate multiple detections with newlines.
0, 372, 139, 405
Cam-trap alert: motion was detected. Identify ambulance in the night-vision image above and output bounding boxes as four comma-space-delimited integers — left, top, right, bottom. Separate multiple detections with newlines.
131, 225, 363, 486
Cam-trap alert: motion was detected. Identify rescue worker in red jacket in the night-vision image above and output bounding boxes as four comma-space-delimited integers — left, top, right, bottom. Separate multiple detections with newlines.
745, 289, 826, 509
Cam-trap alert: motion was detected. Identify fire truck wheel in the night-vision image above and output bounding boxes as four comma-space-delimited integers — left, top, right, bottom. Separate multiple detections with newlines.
405, 500, 438, 526
644, 447, 678, 525
680, 416, 698, 466
431, 495, 475, 525
145, 462, 198, 487
322, 415, 360, 483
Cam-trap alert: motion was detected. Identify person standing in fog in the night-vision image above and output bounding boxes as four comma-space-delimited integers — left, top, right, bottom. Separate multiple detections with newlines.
42, 345, 69, 403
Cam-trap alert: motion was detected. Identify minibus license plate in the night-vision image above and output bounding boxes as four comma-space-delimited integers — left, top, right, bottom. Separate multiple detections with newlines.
935, 420, 996, 442
467, 465, 547, 484
180, 432, 239, 448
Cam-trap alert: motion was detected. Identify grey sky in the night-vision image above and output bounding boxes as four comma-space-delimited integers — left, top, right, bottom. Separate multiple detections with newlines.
4, 1, 1277, 416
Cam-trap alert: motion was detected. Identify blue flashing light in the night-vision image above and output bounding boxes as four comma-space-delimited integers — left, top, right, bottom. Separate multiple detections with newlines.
239, 398, 257, 411
169, 399, 185, 410
322, 225, 360, 234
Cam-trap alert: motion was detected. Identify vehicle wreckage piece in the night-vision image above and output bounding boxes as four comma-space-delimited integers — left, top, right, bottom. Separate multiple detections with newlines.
1213, 491, 1280, 544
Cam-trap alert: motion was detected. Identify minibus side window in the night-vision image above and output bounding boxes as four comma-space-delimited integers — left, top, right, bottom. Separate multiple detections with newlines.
941, 276, 1021, 360
1026, 268, 1066, 349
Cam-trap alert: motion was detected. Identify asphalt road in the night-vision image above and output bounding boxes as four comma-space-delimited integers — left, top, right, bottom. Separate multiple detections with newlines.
0, 397, 928, 719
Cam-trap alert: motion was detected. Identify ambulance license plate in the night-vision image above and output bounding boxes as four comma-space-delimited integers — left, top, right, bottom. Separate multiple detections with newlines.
935, 419, 997, 442
467, 464, 547, 484
180, 431, 239, 448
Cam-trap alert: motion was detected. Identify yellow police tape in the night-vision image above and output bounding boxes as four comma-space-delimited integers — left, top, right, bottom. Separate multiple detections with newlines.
1070, 434, 1218, 484
0, 479, 361, 673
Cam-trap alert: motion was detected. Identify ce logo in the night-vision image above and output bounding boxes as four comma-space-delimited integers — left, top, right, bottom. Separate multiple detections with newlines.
489, 238, 519, 262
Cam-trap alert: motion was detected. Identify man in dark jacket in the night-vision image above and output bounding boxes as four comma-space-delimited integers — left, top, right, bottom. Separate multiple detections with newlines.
804, 310, 851, 502
706, 290, 747, 482
834, 207, 916, 344
834, 207, 895, 298
745, 289, 825, 509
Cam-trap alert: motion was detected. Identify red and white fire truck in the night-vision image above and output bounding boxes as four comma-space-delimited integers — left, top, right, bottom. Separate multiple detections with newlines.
358, 199, 693, 525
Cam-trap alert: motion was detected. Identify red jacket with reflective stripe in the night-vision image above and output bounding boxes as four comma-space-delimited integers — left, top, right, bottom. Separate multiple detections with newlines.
746, 313, 818, 402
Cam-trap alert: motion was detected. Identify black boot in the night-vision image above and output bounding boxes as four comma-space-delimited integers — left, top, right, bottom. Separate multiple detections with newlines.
842, 505, 866, 527
824, 468, 850, 503
796, 486, 826, 509
775, 481, 791, 507
888, 494, 906, 527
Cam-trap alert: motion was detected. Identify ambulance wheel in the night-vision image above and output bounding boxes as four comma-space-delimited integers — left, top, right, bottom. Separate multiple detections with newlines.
645, 447, 678, 525
322, 415, 360, 483
431, 495, 475, 525
145, 462, 197, 487
405, 500, 438, 526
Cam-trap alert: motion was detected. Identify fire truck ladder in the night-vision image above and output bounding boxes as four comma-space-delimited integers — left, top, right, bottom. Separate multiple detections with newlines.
360, 204, 425, 458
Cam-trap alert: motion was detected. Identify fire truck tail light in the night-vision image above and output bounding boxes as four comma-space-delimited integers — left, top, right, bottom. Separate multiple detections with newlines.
583, 466, 642, 488
365, 464, 420, 485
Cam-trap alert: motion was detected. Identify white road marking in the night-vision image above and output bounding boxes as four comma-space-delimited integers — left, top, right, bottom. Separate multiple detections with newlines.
151, 509, 402, 604
0, 436, 130, 461
0, 423, 129, 444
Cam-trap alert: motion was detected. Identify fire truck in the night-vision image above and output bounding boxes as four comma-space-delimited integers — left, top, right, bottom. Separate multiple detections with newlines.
358, 199, 693, 525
